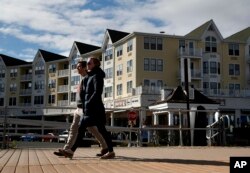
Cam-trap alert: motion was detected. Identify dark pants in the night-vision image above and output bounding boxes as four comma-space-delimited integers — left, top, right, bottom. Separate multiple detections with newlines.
71, 116, 113, 152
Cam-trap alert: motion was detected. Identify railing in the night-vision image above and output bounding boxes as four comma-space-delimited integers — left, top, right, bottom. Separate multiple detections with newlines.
19, 89, 32, 95
203, 89, 250, 97
58, 85, 68, 92
178, 47, 203, 57
58, 69, 69, 77
206, 114, 230, 146
20, 74, 32, 81
58, 100, 68, 106
0, 107, 245, 149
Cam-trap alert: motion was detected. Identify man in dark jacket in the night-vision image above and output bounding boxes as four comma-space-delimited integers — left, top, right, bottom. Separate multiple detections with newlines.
84, 57, 115, 159
67, 57, 115, 159
55, 61, 108, 159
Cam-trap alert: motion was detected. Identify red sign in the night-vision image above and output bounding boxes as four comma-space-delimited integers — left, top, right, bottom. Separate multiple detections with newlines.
128, 111, 137, 121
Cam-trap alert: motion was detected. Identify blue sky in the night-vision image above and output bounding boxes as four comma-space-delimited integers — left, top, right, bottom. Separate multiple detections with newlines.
0, 0, 250, 62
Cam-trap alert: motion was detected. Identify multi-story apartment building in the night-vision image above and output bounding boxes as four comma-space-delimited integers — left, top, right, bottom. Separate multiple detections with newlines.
100, 20, 250, 129
0, 20, 250, 136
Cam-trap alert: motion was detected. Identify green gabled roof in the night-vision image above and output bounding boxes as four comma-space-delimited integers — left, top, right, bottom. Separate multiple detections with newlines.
224, 27, 250, 43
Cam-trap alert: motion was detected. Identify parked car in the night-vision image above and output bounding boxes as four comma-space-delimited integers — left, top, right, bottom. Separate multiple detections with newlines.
58, 131, 68, 143
20, 133, 40, 142
42, 133, 56, 142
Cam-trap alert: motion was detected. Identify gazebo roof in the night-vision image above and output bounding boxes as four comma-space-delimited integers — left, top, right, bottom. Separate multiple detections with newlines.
151, 86, 218, 106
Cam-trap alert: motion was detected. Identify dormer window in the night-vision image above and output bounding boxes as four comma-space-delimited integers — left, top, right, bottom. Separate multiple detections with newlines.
10, 68, 18, 77
205, 36, 217, 52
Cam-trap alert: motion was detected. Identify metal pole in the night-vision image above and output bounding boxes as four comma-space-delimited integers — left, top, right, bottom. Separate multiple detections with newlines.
184, 58, 190, 127
184, 58, 190, 146
2, 106, 7, 149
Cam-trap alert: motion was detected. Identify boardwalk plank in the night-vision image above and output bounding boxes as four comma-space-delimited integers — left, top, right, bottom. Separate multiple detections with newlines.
5, 149, 21, 167
53, 165, 74, 173
17, 149, 29, 166
15, 149, 29, 173
0, 147, 249, 173
0, 150, 15, 171
29, 149, 40, 166
76, 164, 96, 173
0, 166, 16, 173
43, 149, 62, 165
66, 164, 88, 173
36, 149, 51, 165
15, 166, 29, 173
41, 165, 58, 173
29, 165, 44, 173
0, 150, 8, 158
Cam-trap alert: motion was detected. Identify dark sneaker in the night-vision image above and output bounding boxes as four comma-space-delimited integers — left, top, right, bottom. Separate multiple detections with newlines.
53, 151, 64, 156
96, 148, 108, 157
100, 152, 115, 159
61, 149, 74, 159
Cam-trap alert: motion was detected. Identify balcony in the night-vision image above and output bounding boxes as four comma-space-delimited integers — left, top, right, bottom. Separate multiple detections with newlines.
203, 89, 250, 98
191, 69, 202, 78
58, 100, 68, 106
58, 69, 69, 77
19, 103, 32, 107
58, 85, 68, 92
20, 89, 32, 95
132, 86, 163, 96
178, 47, 202, 58
20, 74, 32, 81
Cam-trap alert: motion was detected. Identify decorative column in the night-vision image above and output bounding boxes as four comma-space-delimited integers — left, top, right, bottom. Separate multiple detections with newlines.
190, 107, 197, 146
153, 113, 159, 125
168, 111, 174, 126
110, 112, 114, 126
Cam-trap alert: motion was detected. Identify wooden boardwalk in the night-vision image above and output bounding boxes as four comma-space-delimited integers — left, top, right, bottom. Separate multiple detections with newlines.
0, 146, 250, 173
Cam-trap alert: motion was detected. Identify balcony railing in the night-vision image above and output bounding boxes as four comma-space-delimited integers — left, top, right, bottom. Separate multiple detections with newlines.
132, 86, 163, 95
58, 100, 68, 106
19, 103, 32, 106
178, 47, 202, 58
58, 85, 68, 92
191, 69, 202, 78
20, 89, 32, 95
58, 69, 69, 77
20, 74, 32, 81
131, 86, 250, 98
203, 89, 250, 97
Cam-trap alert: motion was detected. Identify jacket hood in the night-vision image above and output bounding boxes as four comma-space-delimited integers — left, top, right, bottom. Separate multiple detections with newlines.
88, 66, 105, 78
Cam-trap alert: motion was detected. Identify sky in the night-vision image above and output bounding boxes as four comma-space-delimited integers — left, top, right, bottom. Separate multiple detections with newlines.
0, 0, 250, 62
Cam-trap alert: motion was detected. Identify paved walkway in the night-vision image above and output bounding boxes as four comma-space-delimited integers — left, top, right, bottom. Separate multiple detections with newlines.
0, 146, 250, 173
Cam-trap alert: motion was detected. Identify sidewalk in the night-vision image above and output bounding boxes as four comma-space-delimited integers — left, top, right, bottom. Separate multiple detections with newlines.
0, 146, 250, 173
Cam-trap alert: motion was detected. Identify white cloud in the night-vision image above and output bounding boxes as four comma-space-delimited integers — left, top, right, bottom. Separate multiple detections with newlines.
17, 48, 37, 62
0, 0, 250, 59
